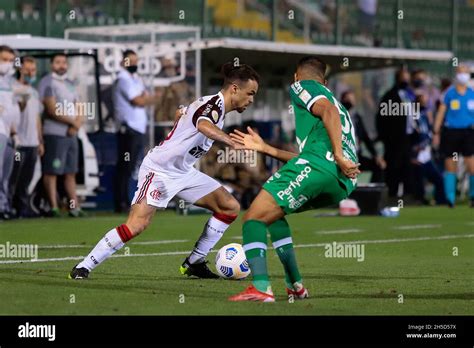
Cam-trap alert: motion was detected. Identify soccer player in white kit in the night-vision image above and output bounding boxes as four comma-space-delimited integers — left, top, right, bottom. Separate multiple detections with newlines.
69, 63, 260, 279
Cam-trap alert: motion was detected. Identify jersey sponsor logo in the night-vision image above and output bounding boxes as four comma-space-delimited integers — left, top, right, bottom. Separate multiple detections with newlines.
291, 82, 303, 94
150, 189, 162, 200
289, 194, 308, 210
295, 158, 309, 165
296, 136, 307, 152
299, 90, 311, 104
189, 145, 206, 158
265, 171, 281, 183
277, 166, 312, 201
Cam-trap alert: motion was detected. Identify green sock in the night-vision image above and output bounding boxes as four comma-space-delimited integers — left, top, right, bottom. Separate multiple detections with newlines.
242, 220, 270, 293
269, 218, 302, 289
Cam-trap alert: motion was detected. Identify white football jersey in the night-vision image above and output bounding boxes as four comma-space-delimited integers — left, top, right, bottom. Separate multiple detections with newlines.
145, 91, 226, 174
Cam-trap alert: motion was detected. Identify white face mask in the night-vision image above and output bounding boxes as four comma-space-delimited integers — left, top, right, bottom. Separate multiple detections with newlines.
52, 72, 67, 81
0, 62, 14, 76
456, 72, 470, 85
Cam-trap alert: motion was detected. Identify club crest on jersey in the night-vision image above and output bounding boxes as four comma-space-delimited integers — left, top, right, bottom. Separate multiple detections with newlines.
211, 110, 219, 122
150, 189, 162, 200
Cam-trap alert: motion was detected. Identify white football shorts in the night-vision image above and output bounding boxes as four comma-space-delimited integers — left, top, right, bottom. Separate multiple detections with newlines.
131, 161, 222, 209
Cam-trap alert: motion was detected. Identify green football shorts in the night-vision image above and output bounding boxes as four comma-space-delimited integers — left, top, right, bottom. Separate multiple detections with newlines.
263, 155, 353, 214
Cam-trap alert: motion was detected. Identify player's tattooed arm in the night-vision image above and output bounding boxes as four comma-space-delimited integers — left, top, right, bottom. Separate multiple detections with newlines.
197, 119, 241, 149
231, 127, 298, 162
311, 98, 360, 178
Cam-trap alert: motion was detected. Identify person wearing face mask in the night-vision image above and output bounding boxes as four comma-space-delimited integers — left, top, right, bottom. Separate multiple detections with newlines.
410, 93, 446, 205
376, 67, 416, 201
8, 56, 44, 218
433, 64, 474, 208
112, 49, 160, 213
38, 53, 85, 218
0, 45, 21, 220
411, 69, 440, 124
341, 90, 385, 183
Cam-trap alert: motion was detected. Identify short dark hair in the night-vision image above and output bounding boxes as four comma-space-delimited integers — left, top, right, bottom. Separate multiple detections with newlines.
297, 56, 327, 79
0, 45, 15, 55
340, 89, 354, 101
50, 53, 67, 63
395, 66, 409, 82
21, 56, 35, 65
123, 49, 137, 60
221, 62, 260, 87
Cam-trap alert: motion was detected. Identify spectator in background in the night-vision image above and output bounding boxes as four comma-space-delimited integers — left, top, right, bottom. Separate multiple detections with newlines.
341, 90, 385, 182
113, 49, 159, 213
38, 53, 85, 217
153, 54, 193, 143
433, 64, 474, 207
9, 56, 44, 218
411, 69, 440, 124
376, 67, 416, 201
0, 45, 20, 220
410, 93, 446, 205
355, 0, 378, 46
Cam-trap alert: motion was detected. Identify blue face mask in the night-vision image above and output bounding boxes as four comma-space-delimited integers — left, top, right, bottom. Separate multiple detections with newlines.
24, 75, 36, 85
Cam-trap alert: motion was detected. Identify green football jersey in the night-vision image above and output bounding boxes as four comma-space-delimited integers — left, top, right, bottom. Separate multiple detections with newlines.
289, 79, 358, 191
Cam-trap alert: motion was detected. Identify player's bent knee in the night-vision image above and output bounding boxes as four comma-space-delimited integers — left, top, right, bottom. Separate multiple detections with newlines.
125, 216, 151, 236
224, 198, 240, 216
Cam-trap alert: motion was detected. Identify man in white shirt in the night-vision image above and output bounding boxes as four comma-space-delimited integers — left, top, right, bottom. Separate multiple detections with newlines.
70, 63, 259, 280
0, 45, 20, 220
9, 56, 44, 218
112, 49, 159, 213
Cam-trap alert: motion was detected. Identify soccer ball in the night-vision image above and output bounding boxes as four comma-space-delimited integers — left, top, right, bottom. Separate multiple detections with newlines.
215, 243, 250, 280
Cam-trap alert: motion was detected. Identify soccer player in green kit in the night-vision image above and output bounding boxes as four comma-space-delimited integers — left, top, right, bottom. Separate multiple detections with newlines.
229, 56, 361, 302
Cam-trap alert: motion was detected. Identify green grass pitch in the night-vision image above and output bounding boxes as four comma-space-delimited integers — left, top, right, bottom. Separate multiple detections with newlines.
0, 205, 472, 315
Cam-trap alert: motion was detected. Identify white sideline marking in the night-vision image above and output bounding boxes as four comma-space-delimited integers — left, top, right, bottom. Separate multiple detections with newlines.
315, 229, 362, 235
1, 234, 473, 265
130, 239, 189, 245
39, 245, 88, 249
394, 224, 441, 230
38, 239, 189, 249
295, 234, 474, 248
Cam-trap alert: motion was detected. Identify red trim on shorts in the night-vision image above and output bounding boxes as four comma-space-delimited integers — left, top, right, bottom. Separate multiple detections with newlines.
212, 213, 238, 225
136, 172, 154, 203
116, 224, 133, 243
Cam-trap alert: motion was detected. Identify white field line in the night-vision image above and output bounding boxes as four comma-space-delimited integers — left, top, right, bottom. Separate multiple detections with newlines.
315, 229, 363, 235
295, 234, 474, 248
394, 224, 442, 230
38, 239, 190, 249
0, 234, 473, 265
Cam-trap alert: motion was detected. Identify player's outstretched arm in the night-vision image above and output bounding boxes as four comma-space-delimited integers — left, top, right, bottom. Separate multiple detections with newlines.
230, 126, 298, 163
197, 119, 239, 148
310, 98, 360, 179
